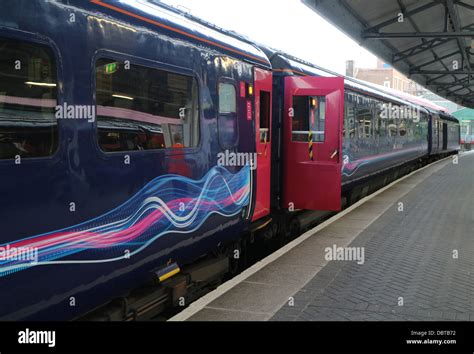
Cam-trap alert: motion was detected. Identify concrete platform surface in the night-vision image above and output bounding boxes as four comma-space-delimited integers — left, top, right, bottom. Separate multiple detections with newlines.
170, 153, 473, 321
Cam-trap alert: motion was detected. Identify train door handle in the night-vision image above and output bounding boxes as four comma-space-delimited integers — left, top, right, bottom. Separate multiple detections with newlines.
330, 149, 339, 159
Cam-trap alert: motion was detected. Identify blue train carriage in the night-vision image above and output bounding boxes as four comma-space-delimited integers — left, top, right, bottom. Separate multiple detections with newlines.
259, 47, 433, 210
0, 0, 272, 320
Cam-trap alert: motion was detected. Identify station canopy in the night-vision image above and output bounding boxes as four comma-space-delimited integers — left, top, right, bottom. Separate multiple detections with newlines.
302, 0, 474, 108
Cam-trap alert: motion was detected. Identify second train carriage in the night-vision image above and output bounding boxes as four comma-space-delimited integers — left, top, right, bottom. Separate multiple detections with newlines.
258, 47, 459, 213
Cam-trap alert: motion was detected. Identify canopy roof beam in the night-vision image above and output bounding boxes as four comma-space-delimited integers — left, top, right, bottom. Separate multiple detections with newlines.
445, 0, 472, 74
363, 31, 474, 39
396, 0, 455, 88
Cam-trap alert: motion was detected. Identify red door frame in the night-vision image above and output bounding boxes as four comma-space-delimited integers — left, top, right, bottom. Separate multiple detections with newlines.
252, 68, 273, 221
283, 76, 344, 211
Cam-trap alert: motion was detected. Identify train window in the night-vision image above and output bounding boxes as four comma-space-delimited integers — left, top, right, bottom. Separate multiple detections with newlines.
387, 107, 397, 138
217, 82, 238, 148
388, 121, 398, 137
292, 96, 325, 142
259, 90, 271, 143
96, 58, 199, 152
356, 107, 372, 139
399, 118, 407, 137
376, 103, 387, 138
417, 113, 428, 139
0, 38, 58, 160
218, 83, 236, 114
344, 102, 356, 140
292, 96, 309, 142
316, 98, 326, 142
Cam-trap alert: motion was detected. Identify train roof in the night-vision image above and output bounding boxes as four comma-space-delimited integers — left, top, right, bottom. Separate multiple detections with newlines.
438, 112, 460, 123
260, 46, 460, 118
88, 2, 453, 123
453, 108, 474, 121
87, 0, 270, 68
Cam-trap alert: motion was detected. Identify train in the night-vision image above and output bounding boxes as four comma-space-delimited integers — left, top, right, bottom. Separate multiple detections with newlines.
0, 0, 460, 320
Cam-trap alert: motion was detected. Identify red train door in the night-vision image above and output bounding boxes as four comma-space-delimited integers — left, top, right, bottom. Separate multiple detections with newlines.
252, 68, 272, 221
283, 76, 344, 211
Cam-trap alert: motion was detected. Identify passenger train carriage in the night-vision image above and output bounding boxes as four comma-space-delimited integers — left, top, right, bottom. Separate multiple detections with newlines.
0, 0, 459, 320
260, 48, 459, 210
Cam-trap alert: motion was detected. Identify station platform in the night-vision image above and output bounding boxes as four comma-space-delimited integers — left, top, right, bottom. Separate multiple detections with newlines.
170, 152, 474, 322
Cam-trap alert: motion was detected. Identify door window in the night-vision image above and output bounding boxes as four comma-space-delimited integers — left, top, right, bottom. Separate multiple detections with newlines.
259, 90, 270, 143
292, 96, 325, 142
218, 82, 238, 148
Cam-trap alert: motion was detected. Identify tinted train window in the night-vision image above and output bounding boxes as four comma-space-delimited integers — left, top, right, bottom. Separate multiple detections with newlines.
259, 90, 271, 143
356, 107, 373, 139
388, 117, 398, 137
218, 83, 236, 114
218, 82, 238, 148
399, 117, 407, 137
0, 38, 58, 160
344, 102, 356, 139
292, 96, 325, 142
376, 103, 387, 138
292, 96, 309, 140
96, 58, 199, 152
